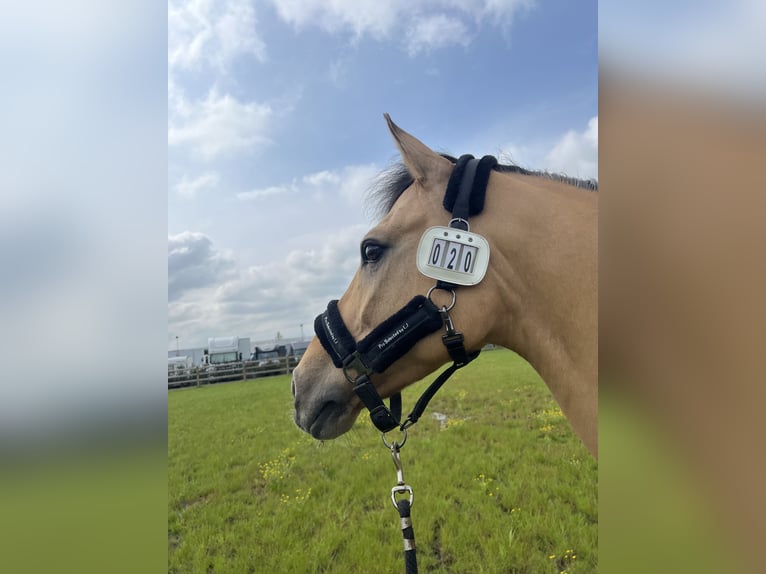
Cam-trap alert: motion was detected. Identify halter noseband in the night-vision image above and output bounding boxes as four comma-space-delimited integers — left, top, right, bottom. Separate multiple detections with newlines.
314, 154, 498, 433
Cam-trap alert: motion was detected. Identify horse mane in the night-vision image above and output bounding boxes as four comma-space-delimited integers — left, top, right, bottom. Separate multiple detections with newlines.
367, 155, 598, 218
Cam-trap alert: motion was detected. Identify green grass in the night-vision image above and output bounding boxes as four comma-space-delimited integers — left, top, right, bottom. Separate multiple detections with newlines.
169, 348, 597, 573
1, 447, 167, 574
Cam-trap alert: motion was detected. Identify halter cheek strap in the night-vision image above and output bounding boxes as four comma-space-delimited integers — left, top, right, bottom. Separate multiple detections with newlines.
315, 297, 444, 373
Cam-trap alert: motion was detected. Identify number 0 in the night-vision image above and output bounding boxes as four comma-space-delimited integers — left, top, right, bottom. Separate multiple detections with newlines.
463, 251, 472, 272
431, 243, 441, 265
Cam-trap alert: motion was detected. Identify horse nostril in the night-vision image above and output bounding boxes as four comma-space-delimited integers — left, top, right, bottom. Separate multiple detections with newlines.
291, 378, 296, 398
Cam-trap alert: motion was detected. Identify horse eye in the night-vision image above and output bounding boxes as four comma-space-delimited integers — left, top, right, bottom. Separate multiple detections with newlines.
362, 241, 385, 264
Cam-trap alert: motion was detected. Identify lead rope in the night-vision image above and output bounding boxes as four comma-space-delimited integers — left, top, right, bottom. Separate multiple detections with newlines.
384, 296, 477, 574
387, 433, 417, 574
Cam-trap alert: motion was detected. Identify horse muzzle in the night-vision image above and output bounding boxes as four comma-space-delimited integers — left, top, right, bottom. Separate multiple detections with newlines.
291, 365, 359, 439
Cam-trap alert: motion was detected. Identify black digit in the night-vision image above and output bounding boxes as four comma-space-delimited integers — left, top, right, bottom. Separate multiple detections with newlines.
447, 247, 457, 269
431, 243, 441, 265
463, 251, 472, 272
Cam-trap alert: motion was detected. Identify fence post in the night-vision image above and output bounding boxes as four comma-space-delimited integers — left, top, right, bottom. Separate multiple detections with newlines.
242, 361, 247, 380
196, 368, 200, 387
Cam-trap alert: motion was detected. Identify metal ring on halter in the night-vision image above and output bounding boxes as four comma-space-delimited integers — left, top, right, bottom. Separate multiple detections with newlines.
382, 428, 408, 449
426, 285, 456, 312
449, 217, 470, 231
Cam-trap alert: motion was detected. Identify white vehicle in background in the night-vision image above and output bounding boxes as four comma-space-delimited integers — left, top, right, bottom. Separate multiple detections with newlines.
204, 336, 250, 366
202, 336, 251, 383
250, 346, 281, 368
168, 355, 195, 388
168, 355, 193, 375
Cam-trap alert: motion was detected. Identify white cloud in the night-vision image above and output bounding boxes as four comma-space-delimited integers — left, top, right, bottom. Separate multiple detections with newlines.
168, 231, 238, 301
232, 164, 377, 204
236, 185, 294, 201
168, 224, 367, 345
338, 164, 380, 205
267, 0, 400, 39
167, 161, 386, 345
302, 170, 341, 187
168, 87, 273, 160
174, 172, 219, 199
265, 0, 534, 54
497, 116, 598, 180
169, 0, 265, 72
543, 116, 598, 180
406, 15, 471, 55
302, 164, 378, 205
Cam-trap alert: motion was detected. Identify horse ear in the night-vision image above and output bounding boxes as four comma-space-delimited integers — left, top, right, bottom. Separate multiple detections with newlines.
384, 113, 452, 185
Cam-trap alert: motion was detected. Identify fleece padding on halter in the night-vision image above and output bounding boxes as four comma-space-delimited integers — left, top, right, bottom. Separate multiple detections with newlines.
315, 296, 443, 376
442, 154, 498, 219
356, 296, 443, 373
314, 299, 358, 369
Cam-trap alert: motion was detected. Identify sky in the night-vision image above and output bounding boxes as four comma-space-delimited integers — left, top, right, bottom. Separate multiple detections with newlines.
168, 0, 598, 350
4, 3, 766, 569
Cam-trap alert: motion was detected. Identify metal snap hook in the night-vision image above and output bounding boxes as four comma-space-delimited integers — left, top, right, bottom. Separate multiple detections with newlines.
440, 308, 456, 336
387, 439, 414, 510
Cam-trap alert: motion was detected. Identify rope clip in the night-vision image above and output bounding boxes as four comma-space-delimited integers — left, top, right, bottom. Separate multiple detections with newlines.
388, 441, 414, 510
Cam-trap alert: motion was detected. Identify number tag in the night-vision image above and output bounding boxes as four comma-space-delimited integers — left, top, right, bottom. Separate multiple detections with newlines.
416, 226, 490, 286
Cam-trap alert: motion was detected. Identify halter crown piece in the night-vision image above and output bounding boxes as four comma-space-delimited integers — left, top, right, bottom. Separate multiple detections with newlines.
315, 154, 498, 433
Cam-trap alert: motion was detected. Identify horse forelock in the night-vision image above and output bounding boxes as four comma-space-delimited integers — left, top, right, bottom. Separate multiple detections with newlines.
365, 160, 414, 221
365, 155, 597, 220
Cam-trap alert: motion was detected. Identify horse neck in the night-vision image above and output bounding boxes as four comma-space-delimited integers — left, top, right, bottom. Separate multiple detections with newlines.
484, 172, 598, 454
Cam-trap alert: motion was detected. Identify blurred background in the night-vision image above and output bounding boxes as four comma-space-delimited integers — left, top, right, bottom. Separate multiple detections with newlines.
1, 1, 764, 572
600, 0, 765, 571
0, 1, 167, 572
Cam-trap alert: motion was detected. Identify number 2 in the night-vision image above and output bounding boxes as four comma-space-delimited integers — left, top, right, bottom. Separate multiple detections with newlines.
447, 247, 457, 269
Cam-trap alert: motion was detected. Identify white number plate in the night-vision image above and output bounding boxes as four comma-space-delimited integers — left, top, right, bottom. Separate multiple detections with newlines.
416, 226, 490, 286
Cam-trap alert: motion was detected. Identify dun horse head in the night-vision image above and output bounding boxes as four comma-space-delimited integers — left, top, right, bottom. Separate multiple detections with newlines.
292, 115, 598, 456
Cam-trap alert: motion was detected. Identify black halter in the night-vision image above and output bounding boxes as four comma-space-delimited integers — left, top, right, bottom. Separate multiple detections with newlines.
314, 154, 498, 433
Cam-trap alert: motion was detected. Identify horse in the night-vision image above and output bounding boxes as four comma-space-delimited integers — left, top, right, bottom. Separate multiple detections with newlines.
292, 115, 598, 457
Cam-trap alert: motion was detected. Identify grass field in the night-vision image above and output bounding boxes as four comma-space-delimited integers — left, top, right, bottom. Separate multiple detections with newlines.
168, 348, 597, 573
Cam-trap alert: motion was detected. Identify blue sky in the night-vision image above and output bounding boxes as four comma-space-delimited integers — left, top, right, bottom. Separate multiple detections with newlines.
168, 0, 598, 350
